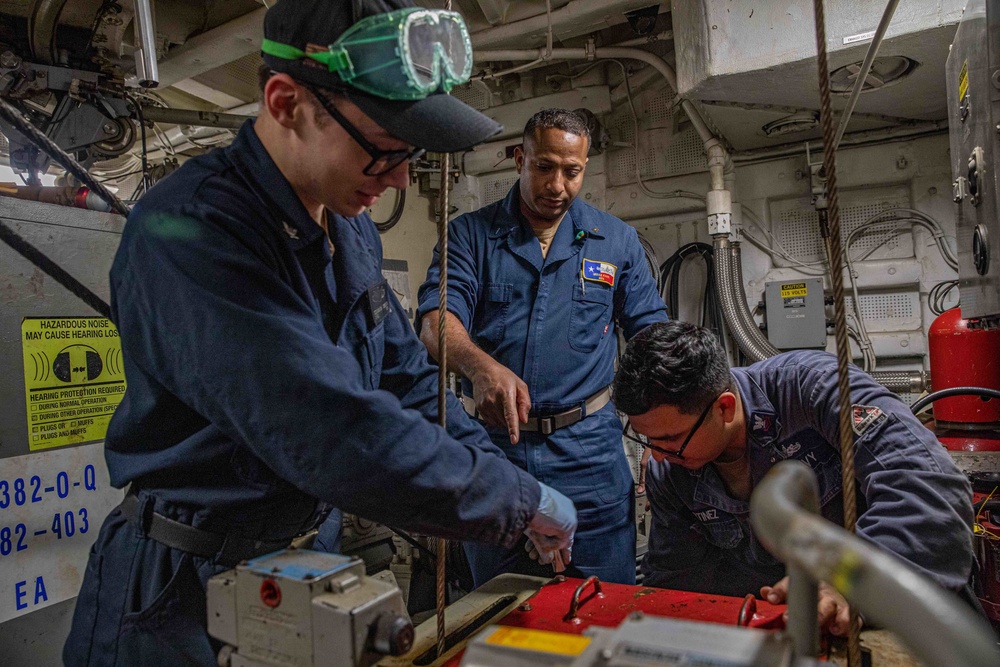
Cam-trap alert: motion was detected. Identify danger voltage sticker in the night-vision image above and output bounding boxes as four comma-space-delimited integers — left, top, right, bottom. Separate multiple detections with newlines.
852, 404, 885, 437
21, 318, 126, 451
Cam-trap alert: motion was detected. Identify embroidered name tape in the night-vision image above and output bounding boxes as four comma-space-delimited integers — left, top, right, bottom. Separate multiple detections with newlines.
582, 258, 616, 286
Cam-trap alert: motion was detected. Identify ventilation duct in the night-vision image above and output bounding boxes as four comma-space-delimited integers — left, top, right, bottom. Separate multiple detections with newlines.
672, 0, 964, 122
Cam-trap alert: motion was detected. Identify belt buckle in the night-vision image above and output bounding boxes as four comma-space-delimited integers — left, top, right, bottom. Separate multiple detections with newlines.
539, 415, 555, 436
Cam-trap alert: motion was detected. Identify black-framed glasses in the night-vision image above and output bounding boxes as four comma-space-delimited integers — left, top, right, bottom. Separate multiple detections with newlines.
308, 85, 426, 176
622, 395, 720, 460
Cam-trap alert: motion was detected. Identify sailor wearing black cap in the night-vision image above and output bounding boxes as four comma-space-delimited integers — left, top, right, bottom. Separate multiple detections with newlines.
63, 2, 576, 664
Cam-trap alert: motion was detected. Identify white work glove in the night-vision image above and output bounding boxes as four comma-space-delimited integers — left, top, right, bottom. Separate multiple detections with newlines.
524, 482, 577, 566
524, 533, 571, 572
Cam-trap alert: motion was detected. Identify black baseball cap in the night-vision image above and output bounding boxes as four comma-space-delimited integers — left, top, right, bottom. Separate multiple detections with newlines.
262, 0, 501, 153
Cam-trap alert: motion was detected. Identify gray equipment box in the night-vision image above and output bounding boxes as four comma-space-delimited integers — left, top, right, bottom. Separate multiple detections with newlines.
207, 549, 412, 667
764, 278, 827, 349
461, 613, 823, 667
947, 0, 1000, 321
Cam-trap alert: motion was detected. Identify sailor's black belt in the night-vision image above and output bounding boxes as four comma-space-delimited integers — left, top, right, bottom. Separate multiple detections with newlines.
119, 492, 314, 566
461, 386, 612, 436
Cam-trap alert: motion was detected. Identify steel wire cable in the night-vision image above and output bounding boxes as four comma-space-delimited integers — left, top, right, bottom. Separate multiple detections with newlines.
435, 150, 451, 660
811, 1, 863, 664
435, 5, 455, 655
0, 98, 130, 215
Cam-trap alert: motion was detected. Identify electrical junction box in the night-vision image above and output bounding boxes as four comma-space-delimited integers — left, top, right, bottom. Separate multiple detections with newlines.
764, 278, 827, 349
947, 0, 1000, 321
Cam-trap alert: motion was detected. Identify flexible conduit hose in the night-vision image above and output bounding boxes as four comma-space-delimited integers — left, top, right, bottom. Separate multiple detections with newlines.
713, 237, 779, 361
752, 461, 1000, 667
910, 386, 1000, 415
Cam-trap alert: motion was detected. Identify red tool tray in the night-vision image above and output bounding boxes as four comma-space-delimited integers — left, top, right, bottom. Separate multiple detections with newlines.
441, 576, 787, 666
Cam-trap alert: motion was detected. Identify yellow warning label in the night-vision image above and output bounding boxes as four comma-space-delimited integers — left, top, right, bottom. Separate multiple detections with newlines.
958, 59, 969, 102
21, 318, 126, 451
780, 282, 808, 298
485, 627, 591, 656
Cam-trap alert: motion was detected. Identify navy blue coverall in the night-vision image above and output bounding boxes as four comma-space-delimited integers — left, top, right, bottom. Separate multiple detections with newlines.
417, 184, 667, 586
63, 123, 541, 666
642, 351, 975, 598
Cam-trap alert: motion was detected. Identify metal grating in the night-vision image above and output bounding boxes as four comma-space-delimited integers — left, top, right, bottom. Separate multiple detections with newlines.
638, 145, 659, 176
481, 173, 518, 206
607, 149, 636, 186
451, 83, 491, 110
221, 52, 263, 89
606, 127, 706, 186
609, 109, 636, 145
644, 89, 675, 126
844, 292, 921, 332
665, 127, 707, 174
769, 186, 913, 266
188, 52, 265, 104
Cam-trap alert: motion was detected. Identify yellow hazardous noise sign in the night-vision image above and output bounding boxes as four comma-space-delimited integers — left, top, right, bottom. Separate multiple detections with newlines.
21, 318, 126, 451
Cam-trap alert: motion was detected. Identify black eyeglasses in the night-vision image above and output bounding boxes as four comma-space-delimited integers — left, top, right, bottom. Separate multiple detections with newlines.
307, 86, 425, 176
622, 395, 720, 460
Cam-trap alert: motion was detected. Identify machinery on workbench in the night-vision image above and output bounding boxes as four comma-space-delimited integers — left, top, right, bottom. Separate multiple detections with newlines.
207, 462, 1000, 667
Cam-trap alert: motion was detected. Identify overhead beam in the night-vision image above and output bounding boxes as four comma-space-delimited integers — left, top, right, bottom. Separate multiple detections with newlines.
171, 79, 246, 109
156, 8, 265, 89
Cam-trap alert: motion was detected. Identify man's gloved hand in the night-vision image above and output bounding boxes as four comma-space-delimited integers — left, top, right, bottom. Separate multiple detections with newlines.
524, 533, 570, 571
525, 482, 577, 566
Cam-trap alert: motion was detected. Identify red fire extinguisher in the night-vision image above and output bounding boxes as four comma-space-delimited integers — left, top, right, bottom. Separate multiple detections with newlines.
928, 308, 1000, 429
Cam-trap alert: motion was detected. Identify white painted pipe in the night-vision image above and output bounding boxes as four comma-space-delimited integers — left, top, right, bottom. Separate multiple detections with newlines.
470, 0, 661, 50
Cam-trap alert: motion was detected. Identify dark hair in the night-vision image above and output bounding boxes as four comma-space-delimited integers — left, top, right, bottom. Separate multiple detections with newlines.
522, 108, 590, 147
258, 64, 342, 125
258, 62, 272, 98
613, 321, 732, 416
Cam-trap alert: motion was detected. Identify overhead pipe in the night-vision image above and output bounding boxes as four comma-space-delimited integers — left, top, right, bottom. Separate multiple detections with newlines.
832, 0, 900, 151
0, 184, 113, 212
140, 107, 250, 130
132, 0, 159, 88
752, 461, 1000, 667
732, 121, 948, 164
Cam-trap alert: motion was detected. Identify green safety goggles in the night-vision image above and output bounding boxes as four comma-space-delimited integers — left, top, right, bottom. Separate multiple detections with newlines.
261, 7, 473, 101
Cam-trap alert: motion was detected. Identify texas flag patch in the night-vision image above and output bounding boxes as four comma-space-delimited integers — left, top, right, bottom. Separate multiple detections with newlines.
582, 259, 617, 286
